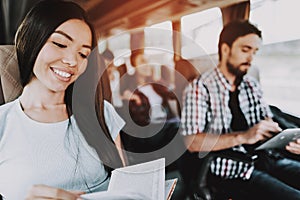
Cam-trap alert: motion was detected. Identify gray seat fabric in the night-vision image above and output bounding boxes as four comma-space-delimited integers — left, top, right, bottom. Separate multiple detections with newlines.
0, 45, 23, 104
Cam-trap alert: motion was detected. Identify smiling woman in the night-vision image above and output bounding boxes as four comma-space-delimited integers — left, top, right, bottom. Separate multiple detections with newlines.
0, 0, 126, 199
31, 19, 92, 97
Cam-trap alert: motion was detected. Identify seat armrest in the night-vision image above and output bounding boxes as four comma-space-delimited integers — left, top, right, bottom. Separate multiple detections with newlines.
192, 153, 216, 200
192, 151, 254, 200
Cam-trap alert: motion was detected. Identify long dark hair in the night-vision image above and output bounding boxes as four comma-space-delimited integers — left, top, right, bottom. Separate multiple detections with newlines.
15, 0, 122, 173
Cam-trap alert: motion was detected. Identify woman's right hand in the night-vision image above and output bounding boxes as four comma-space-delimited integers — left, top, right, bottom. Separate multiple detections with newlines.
26, 185, 84, 200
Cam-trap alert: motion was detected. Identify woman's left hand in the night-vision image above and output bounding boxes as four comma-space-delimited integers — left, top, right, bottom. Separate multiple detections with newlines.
286, 138, 300, 155
26, 184, 84, 200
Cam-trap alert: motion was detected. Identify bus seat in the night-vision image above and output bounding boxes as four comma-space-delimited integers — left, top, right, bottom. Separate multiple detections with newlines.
0, 45, 23, 105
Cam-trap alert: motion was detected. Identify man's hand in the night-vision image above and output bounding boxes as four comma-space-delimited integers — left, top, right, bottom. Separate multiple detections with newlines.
286, 138, 300, 155
26, 185, 84, 200
242, 119, 282, 144
185, 119, 282, 152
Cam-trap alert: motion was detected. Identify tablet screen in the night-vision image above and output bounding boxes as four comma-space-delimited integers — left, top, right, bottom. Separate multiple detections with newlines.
255, 128, 300, 150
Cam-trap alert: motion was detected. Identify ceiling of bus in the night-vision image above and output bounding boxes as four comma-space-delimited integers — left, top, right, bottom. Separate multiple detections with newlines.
73, 0, 248, 37
0, 0, 248, 44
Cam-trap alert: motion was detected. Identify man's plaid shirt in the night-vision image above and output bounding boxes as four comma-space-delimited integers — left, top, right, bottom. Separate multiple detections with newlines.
181, 67, 273, 179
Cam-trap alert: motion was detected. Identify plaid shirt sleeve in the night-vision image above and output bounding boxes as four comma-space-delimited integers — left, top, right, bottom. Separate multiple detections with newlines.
246, 76, 273, 119
256, 83, 273, 118
181, 78, 210, 135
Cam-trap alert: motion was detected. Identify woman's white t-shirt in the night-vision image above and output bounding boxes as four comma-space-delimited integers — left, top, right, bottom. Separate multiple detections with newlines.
0, 99, 125, 200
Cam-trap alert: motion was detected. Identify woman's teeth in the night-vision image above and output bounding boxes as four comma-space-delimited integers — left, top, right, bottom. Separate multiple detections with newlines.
53, 69, 71, 78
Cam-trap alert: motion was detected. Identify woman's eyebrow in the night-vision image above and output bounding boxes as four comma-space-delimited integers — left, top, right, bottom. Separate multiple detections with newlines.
53, 30, 92, 49
54, 30, 73, 41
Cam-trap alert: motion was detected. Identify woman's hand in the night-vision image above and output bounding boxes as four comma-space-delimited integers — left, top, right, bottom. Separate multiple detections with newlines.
286, 138, 300, 155
26, 185, 84, 200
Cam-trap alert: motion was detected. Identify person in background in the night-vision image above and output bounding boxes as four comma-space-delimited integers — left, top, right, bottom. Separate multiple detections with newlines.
181, 20, 300, 199
174, 58, 200, 113
0, 1, 127, 199
120, 50, 178, 126
101, 48, 123, 107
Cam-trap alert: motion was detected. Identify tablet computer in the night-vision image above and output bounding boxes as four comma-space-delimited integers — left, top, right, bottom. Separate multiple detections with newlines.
255, 128, 300, 150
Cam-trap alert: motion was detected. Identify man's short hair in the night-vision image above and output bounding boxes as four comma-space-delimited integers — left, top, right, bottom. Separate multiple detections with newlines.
218, 20, 262, 60
130, 49, 144, 67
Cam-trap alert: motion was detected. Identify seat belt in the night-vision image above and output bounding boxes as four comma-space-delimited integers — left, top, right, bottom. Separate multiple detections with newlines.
0, 77, 5, 105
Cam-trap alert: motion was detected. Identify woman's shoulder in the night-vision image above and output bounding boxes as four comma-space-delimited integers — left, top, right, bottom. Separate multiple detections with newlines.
103, 100, 124, 121
103, 100, 125, 140
103, 100, 116, 114
0, 99, 18, 140
0, 99, 18, 118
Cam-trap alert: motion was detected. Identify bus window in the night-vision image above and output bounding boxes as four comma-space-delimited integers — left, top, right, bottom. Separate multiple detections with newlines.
250, 0, 300, 116
145, 20, 173, 54
145, 21, 174, 86
108, 33, 131, 66
181, 7, 223, 59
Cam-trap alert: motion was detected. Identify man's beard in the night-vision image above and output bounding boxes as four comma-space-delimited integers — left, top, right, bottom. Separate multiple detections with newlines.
226, 60, 248, 86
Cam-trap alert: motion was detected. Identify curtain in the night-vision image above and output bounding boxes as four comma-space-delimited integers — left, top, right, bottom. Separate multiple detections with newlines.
221, 1, 250, 26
